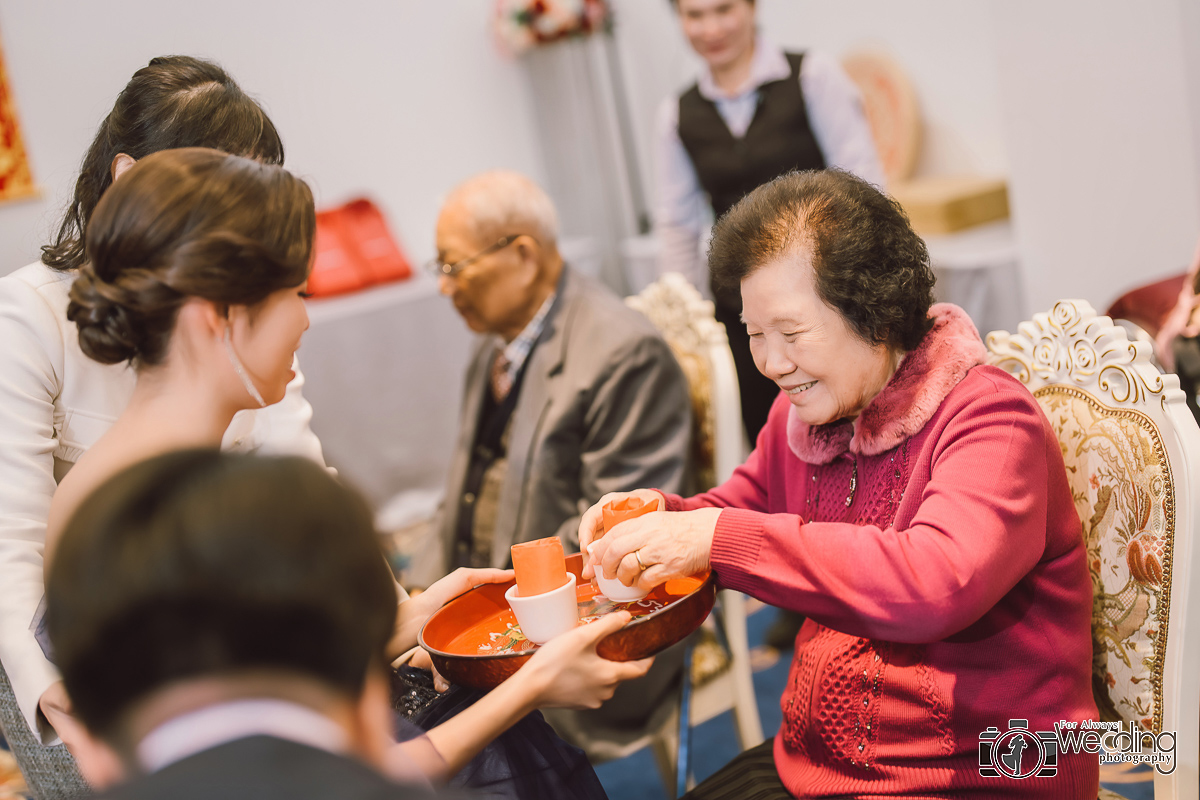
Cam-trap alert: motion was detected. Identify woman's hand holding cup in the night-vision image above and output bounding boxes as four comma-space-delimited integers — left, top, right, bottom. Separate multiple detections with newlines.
578, 490, 664, 579
580, 491, 722, 592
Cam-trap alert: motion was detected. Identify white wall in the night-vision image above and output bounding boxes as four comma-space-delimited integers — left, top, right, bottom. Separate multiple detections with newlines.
758, 0, 1009, 178
5, 0, 1199, 319
992, 0, 1200, 315
0, 0, 547, 276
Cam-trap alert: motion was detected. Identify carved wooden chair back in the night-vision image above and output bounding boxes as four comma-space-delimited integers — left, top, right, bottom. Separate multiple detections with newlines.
986, 300, 1199, 799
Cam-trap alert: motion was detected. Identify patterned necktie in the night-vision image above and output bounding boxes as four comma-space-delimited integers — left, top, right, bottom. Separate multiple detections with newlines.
490, 349, 512, 401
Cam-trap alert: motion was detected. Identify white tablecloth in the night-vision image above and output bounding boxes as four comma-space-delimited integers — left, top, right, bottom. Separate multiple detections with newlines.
924, 220, 1027, 339
298, 275, 474, 512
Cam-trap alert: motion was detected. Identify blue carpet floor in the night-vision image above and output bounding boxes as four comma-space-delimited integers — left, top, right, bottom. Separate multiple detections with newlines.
594, 605, 1156, 800
594, 603, 788, 799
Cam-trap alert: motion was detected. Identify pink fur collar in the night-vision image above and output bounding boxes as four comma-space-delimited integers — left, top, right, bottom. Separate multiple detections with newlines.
786, 303, 986, 464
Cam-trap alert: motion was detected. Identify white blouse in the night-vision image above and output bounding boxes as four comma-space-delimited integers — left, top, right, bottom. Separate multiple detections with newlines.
0, 261, 326, 742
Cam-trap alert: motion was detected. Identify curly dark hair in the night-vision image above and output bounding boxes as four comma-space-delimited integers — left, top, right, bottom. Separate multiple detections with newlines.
67, 148, 314, 367
709, 169, 936, 352
41, 55, 284, 273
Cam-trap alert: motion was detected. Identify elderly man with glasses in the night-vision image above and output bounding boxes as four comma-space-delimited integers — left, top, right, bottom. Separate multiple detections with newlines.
422, 170, 692, 746
426, 168, 690, 580
420, 170, 691, 753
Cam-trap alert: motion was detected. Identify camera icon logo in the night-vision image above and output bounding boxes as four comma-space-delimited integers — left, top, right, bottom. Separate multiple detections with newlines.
979, 719, 1058, 779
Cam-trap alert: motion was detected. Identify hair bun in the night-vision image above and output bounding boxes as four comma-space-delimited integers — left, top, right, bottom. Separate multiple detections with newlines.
73, 149, 312, 367
67, 268, 142, 364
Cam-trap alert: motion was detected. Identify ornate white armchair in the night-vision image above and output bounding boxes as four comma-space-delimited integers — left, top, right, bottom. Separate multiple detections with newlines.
987, 300, 1199, 800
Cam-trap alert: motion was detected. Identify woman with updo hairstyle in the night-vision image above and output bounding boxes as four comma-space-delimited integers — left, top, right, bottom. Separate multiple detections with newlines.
68, 148, 313, 373
47, 147, 315, 561
0, 57, 323, 791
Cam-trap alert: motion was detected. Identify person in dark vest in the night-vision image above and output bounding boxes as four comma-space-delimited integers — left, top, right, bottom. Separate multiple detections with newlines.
655, 0, 884, 444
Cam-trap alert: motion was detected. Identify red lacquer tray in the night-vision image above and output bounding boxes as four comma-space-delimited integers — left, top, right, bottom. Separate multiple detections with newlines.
419, 552, 715, 690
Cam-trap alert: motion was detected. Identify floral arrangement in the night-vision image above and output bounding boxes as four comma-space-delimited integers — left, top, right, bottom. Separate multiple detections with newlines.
494, 0, 610, 56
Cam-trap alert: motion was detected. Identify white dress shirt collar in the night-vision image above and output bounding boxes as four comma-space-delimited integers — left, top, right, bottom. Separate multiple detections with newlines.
696, 36, 791, 102
137, 698, 349, 773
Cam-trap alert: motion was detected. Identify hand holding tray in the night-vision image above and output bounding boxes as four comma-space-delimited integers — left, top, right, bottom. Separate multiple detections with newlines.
419, 553, 714, 690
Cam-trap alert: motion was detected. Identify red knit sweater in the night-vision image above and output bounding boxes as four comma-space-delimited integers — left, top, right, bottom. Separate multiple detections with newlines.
664, 306, 1099, 798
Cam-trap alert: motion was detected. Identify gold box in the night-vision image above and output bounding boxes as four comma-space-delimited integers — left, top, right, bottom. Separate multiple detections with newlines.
889, 176, 1009, 235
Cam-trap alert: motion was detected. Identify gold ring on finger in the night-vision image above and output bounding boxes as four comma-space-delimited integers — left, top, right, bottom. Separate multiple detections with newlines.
634, 550, 649, 571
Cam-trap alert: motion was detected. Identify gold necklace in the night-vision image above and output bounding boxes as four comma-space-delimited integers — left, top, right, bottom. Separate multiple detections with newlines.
805, 455, 859, 522
844, 457, 858, 507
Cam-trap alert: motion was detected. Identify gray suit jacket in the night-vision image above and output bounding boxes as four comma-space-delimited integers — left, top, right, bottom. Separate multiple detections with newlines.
435, 267, 690, 574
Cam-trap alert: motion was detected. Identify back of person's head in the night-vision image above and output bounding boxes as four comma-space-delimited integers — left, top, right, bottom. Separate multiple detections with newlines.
66, 147, 314, 366
42, 55, 284, 273
444, 169, 560, 249
45, 450, 398, 745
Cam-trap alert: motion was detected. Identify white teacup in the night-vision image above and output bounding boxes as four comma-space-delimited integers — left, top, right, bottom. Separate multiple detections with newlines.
504, 573, 579, 645
587, 542, 650, 602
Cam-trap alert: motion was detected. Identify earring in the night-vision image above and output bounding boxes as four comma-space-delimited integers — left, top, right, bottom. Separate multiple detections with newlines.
223, 324, 267, 408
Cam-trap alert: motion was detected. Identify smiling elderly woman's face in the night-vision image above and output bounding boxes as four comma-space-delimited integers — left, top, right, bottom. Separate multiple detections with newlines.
742, 246, 901, 427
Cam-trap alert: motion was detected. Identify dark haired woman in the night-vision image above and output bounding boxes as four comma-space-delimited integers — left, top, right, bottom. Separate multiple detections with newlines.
583, 170, 1100, 798
0, 57, 323, 784
45, 147, 317, 559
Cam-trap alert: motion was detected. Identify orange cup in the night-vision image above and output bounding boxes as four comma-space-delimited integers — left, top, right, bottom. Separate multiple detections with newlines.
511, 537, 568, 597
600, 496, 658, 539
592, 496, 660, 602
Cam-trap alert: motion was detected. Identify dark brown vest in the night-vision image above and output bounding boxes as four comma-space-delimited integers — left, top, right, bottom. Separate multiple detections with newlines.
678, 51, 826, 218
678, 52, 826, 309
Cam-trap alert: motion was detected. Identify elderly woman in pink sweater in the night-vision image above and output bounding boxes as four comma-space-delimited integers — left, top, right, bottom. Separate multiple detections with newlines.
582, 170, 1099, 799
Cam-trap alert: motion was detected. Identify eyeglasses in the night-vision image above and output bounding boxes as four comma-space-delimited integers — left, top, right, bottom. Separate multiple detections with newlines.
425, 235, 520, 280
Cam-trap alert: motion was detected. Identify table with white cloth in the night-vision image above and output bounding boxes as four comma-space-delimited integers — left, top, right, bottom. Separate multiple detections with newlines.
924, 220, 1027, 339
298, 275, 473, 531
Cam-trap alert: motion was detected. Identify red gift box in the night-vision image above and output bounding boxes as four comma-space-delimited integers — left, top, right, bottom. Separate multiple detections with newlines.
308, 198, 412, 298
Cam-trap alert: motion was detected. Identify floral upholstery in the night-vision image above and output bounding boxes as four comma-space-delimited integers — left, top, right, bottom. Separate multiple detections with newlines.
989, 300, 1200, 799
1036, 388, 1171, 734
